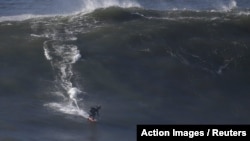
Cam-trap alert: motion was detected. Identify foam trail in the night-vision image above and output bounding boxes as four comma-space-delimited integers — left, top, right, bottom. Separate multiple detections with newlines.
43, 40, 89, 118
45, 103, 89, 118
39, 20, 89, 118
68, 87, 81, 110
43, 42, 81, 90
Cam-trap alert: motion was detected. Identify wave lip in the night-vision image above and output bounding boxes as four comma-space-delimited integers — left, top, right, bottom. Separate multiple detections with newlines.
0, 14, 51, 22
0, 0, 141, 22
1, 0, 250, 23
81, 0, 141, 13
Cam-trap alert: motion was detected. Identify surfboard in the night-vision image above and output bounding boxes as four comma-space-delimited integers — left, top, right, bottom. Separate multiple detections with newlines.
88, 117, 97, 122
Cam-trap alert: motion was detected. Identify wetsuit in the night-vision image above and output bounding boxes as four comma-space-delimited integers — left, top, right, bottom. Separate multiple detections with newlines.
89, 106, 101, 120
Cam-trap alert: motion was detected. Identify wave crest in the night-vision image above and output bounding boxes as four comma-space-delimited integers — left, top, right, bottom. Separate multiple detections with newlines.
219, 0, 237, 12
81, 0, 141, 12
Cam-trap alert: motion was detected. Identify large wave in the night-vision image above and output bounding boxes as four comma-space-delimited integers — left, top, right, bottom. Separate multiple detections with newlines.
1, 0, 250, 22
2, 0, 250, 119
0, 0, 140, 22
29, 15, 94, 119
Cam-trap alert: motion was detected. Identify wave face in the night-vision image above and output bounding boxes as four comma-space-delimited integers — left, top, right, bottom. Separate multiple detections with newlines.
1, 1, 250, 140
30, 14, 92, 118
23, 5, 250, 120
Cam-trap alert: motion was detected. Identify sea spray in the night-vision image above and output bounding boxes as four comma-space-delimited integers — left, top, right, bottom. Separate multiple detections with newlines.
220, 0, 237, 11
43, 40, 89, 117
36, 16, 91, 118
81, 0, 141, 12
68, 87, 82, 110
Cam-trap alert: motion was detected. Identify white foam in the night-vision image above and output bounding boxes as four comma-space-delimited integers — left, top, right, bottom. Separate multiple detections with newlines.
68, 87, 82, 97
45, 102, 89, 118
0, 14, 56, 22
220, 0, 237, 12
43, 43, 81, 91
68, 87, 82, 109
238, 11, 250, 16
42, 39, 84, 118
52, 44, 81, 64
43, 42, 52, 60
0, 0, 141, 22
81, 0, 140, 13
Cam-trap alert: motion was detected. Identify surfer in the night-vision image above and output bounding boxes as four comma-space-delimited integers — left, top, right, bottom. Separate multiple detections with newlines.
89, 105, 101, 121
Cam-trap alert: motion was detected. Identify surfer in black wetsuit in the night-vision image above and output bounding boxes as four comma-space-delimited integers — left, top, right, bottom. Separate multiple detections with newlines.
89, 105, 101, 120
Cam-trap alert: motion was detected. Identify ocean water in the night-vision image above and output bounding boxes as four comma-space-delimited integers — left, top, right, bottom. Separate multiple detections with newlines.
0, 0, 250, 140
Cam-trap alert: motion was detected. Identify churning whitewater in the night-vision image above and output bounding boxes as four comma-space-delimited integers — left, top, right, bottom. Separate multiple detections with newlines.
43, 41, 88, 118
39, 17, 89, 118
